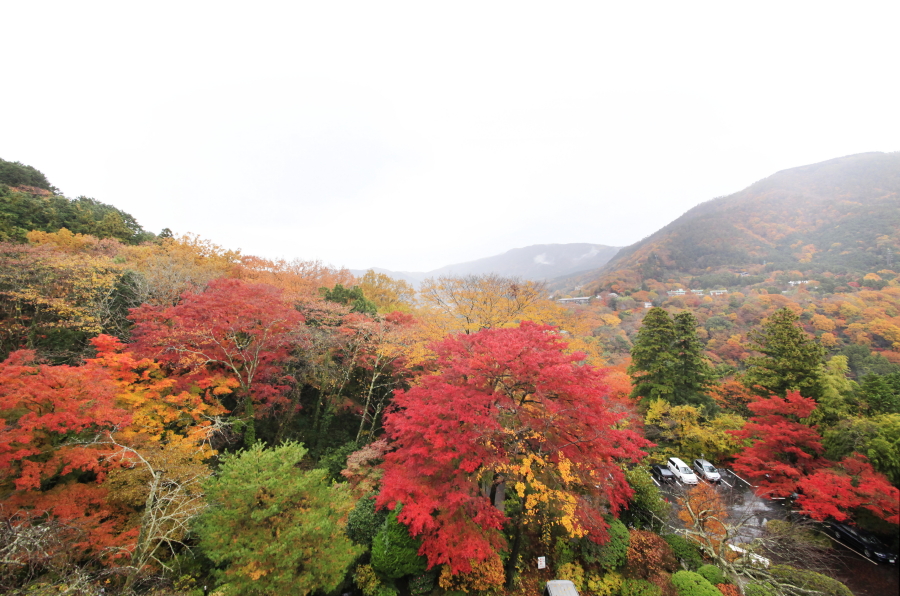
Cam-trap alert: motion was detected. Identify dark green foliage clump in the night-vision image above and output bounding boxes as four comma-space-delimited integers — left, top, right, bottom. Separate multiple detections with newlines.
321, 283, 378, 315
662, 535, 703, 571
581, 516, 630, 570
858, 372, 900, 414
839, 345, 899, 378
743, 308, 825, 400
621, 578, 662, 596
670, 570, 721, 596
0, 158, 56, 191
370, 505, 427, 579
346, 495, 388, 546
769, 565, 853, 596
629, 308, 714, 408
743, 583, 777, 596
622, 468, 668, 530
319, 440, 361, 481
0, 185, 152, 244
696, 565, 729, 586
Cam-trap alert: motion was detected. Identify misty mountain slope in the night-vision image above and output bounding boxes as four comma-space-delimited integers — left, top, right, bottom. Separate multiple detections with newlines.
570, 152, 900, 292
352, 243, 620, 285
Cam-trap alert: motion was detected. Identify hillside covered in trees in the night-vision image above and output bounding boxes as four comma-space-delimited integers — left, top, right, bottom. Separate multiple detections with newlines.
561, 152, 899, 296
1, 157, 898, 596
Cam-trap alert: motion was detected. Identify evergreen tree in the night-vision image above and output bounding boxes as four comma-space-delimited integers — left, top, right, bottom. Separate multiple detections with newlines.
858, 372, 900, 415
321, 283, 378, 316
629, 308, 714, 408
629, 308, 677, 404
671, 311, 715, 409
742, 308, 825, 400
370, 504, 427, 578
197, 442, 362, 596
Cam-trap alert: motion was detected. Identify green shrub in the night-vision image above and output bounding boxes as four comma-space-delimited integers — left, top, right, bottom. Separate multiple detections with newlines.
586, 572, 624, 596
663, 535, 703, 570
620, 578, 662, 596
555, 536, 578, 567
622, 468, 669, 529
743, 582, 777, 596
319, 441, 360, 481
557, 562, 586, 591
582, 517, 630, 570
347, 494, 388, 546
370, 505, 427, 578
696, 565, 729, 586
769, 565, 852, 596
670, 570, 721, 596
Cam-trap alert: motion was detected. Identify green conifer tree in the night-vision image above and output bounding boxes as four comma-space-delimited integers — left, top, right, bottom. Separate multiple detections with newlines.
370, 504, 427, 579
671, 311, 715, 409
198, 442, 362, 596
742, 308, 825, 400
630, 308, 714, 408
629, 307, 677, 405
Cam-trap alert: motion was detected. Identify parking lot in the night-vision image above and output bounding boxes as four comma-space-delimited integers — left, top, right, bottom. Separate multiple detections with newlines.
649, 467, 899, 596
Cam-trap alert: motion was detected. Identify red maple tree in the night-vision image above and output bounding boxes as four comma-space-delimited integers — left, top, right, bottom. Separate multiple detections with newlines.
129, 278, 304, 443
377, 322, 648, 575
729, 391, 825, 498
0, 348, 134, 558
731, 390, 899, 524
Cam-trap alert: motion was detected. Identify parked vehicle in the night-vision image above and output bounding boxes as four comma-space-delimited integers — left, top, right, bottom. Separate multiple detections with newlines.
822, 521, 898, 564
544, 580, 580, 596
650, 464, 676, 484
667, 457, 699, 485
693, 458, 722, 483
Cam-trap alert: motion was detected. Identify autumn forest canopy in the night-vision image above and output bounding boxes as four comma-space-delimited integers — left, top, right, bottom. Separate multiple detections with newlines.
1, 154, 899, 596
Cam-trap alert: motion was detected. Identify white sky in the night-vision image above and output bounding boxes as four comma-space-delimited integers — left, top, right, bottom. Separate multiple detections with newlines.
3, 2, 899, 272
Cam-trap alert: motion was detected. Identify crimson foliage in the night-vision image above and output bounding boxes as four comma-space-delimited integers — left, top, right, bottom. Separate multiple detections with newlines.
378, 322, 648, 573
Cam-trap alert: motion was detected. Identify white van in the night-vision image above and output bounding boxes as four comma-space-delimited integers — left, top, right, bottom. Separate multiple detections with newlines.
667, 457, 699, 484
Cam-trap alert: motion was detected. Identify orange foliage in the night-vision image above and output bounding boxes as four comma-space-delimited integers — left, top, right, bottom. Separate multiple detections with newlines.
231, 255, 356, 303
438, 554, 506, 592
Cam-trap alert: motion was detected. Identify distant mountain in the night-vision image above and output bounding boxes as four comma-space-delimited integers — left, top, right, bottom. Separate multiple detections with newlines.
561, 152, 900, 294
352, 243, 620, 286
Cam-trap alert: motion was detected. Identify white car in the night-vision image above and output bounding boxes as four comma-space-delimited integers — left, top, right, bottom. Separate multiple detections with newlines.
693, 458, 722, 483
667, 457, 699, 484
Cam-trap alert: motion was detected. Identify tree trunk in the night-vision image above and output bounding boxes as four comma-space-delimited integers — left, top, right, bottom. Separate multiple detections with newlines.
505, 514, 523, 588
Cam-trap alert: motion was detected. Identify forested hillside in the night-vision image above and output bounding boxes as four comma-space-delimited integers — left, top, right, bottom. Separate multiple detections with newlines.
1, 158, 155, 245
569, 152, 899, 295
1, 157, 897, 596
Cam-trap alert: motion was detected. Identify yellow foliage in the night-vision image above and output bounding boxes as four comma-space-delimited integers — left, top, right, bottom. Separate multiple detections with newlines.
438, 555, 505, 592
419, 274, 553, 335
27, 228, 102, 252
819, 332, 838, 347
557, 562, 585, 590
120, 233, 240, 306
811, 314, 835, 332
0, 243, 123, 339
357, 270, 416, 314
645, 399, 746, 461
586, 571, 623, 596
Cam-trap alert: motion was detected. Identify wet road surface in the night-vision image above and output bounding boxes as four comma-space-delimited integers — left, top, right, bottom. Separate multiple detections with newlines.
651, 468, 899, 596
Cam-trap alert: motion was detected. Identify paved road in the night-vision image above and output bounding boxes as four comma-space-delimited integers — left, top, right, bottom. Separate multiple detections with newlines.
650, 468, 899, 596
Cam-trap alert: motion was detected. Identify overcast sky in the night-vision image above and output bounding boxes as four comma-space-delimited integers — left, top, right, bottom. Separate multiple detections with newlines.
3, 2, 899, 272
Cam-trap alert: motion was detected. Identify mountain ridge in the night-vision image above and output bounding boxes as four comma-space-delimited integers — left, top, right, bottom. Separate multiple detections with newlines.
554, 151, 900, 294
352, 242, 620, 286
